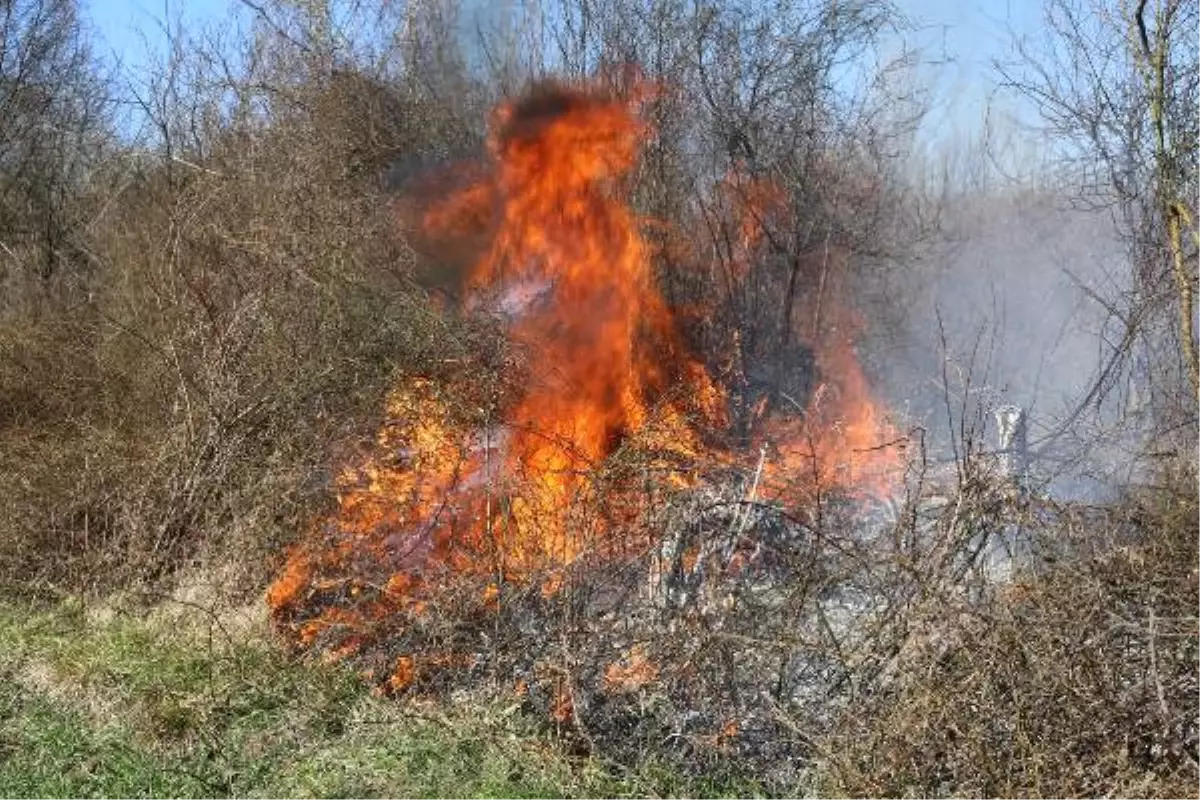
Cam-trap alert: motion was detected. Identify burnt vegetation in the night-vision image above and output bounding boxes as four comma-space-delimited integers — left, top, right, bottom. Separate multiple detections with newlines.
0, 0, 1196, 797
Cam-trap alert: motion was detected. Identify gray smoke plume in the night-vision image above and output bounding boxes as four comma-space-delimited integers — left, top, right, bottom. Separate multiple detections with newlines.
860, 185, 1136, 500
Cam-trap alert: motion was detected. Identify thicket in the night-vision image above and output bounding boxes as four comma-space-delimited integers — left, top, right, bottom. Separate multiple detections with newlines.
0, 0, 920, 591
0, 0, 490, 591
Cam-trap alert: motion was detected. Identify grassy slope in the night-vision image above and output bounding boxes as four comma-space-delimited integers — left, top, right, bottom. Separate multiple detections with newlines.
0, 596, 754, 799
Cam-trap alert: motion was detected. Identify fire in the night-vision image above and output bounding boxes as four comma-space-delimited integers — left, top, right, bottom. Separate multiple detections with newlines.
418, 81, 722, 566
763, 324, 903, 498
268, 76, 902, 676
603, 643, 659, 692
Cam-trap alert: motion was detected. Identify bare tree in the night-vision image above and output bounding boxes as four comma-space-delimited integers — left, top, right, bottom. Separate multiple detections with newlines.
1131, 0, 1200, 398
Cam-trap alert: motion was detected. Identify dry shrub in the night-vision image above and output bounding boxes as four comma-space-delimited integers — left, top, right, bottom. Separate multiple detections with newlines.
0, 63, 489, 596
823, 462, 1199, 798
264, 393, 900, 791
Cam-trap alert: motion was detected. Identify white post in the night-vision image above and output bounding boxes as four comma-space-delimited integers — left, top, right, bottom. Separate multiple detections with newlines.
983, 404, 1033, 583
994, 404, 1028, 489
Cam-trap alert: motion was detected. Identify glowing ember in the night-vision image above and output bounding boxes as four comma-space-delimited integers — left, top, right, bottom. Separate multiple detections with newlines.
268, 75, 902, 671
603, 643, 659, 692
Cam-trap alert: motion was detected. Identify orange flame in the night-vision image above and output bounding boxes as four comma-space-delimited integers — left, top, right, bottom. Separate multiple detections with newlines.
603, 643, 659, 692
419, 81, 722, 568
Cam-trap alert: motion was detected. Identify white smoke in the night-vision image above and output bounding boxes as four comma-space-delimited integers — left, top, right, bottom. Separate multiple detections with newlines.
863, 185, 1136, 500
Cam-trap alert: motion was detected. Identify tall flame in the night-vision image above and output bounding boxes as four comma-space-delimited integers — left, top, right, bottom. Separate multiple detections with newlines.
419, 81, 724, 567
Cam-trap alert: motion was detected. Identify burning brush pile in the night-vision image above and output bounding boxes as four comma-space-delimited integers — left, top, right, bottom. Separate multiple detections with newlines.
268, 77, 906, 783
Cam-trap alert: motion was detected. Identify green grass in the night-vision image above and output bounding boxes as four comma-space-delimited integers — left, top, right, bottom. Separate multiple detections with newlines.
0, 595, 758, 798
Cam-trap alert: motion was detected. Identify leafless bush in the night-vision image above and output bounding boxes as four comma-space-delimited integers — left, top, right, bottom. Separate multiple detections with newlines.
0, 0, 112, 308
825, 463, 1198, 797
0, 3, 491, 593
274, 411, 1198, 795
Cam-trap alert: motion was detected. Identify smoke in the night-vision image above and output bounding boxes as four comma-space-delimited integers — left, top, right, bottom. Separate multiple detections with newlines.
864, 186, 1133, 499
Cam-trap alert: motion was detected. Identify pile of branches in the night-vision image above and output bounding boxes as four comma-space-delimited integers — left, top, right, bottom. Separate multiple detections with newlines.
271, 444, 1198, 795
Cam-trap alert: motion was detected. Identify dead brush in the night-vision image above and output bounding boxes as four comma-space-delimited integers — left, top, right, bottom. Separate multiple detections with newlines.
821, 461, 1199, 798
266, 412, 920, 789
0, 55, 488, 596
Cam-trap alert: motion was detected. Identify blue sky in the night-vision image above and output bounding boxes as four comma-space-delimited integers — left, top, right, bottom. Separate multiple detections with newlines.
86, 0, 233, 69
84, 0, 1046, 152
891, 0, 1045, 152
